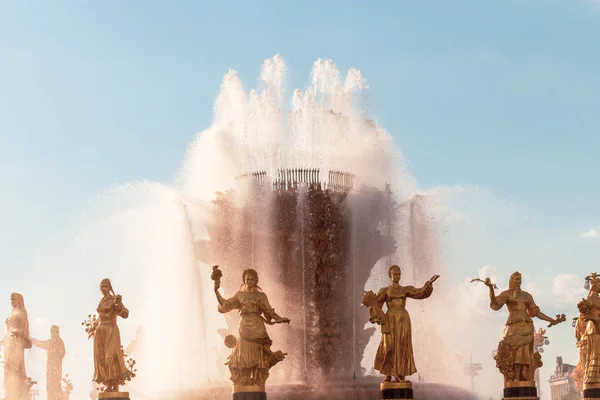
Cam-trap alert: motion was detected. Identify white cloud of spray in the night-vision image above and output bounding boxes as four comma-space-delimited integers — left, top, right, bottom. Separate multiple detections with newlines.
32, 182, 227, 398
30, 56, 418, 397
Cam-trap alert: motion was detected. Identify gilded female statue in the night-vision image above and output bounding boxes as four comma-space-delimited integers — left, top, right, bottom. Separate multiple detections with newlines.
361, 265, 440, 383
212, 266, 290, 389
31, 325, 66, 400
89, 278, 134, 392
481, 271, 565, 383
572, 273, 600, 393
2, 293, 32, 400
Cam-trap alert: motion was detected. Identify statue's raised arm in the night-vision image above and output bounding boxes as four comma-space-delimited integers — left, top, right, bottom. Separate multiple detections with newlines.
475, 271, 566, 398
471, 277, 505, 310
211, 266, 289, 396
361, 264, 439, 391
211, 265, 226, 307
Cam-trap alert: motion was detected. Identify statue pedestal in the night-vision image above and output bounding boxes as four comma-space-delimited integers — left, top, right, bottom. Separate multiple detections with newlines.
380, 381, 413, 399
233, 385, 267, 400
584, 383, 600, 399
98, 392, 129, 400
502, 381, 538, 400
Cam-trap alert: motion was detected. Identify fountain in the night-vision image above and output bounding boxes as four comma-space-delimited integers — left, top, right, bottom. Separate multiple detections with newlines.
168, 55, 478, 399
189, 168, 397, 382
31, 55, 480, 399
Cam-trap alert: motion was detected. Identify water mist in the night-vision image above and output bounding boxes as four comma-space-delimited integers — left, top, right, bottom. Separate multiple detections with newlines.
32, 56, 463, 398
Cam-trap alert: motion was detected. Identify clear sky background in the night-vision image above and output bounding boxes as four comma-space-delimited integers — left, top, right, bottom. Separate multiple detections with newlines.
1, 1, 599, 399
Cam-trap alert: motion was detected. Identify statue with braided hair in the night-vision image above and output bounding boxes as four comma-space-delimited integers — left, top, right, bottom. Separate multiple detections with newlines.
87, 278, 134, 396
212, 266, 290, 395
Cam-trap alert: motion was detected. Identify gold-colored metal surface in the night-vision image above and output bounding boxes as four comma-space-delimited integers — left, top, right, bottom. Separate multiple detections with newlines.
84, 279, 136, 393
212, 266, 290, 388
505, 380, 536, 388
473, 272, 565, 384
573, 273, 600, 395
361, 265, 440, 382
380, 381, 413, 390
233, 385, 266, 393
3, 293, 32, 399
31, 325, 66, 400
98, 391, 130, 399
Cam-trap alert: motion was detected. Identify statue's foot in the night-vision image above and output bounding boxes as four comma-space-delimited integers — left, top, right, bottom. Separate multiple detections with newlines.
383, 376, 392, 383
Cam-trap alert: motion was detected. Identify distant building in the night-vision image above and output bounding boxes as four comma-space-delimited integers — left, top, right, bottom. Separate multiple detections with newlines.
548, 356, 580, 400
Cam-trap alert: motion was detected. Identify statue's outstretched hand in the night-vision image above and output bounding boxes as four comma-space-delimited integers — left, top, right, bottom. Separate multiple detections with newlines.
470, 277, 497, 289
211, 265, 223, 291
427, 274, 441, 285
548, 313, 566, 328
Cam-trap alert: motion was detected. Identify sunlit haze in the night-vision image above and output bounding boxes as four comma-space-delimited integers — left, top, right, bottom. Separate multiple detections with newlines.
1, 2, 599, 400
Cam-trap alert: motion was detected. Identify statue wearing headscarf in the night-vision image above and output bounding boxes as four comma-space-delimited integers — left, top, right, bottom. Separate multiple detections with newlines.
2, 293, 32, 400
90, 278, 133, 392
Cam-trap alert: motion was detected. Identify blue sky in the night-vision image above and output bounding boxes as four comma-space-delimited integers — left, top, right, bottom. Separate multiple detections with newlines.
1, 0, 599, 399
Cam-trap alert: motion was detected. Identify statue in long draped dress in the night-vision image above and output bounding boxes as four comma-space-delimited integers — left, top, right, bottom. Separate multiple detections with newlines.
85, 278, 134, 394
212, 266, 290, 390
572, 273, 600, 394
361, 265, 440, 383
479, 272, 565, 384
2, 293, 32, 400
31, 325, 66, 400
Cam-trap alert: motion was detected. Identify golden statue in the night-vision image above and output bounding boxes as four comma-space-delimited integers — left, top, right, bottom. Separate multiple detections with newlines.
475, 272, 565, 387
2, 293, 32, 400
211, 266, 290, 392
572, 273, 600, 396
31, 325, 66, 400
361, 265, 440, 384
83, 278, 135, 397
